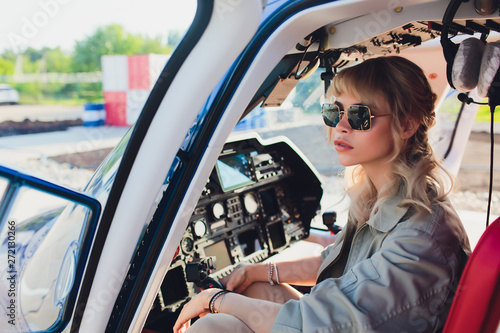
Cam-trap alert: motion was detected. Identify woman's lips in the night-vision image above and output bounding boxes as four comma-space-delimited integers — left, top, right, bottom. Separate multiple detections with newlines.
334, 139, 353, 152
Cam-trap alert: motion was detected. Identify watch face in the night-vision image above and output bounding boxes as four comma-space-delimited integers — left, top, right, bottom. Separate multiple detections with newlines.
193, 219, 207, 237
212, 202, 225, 220
243, 192, 259, 214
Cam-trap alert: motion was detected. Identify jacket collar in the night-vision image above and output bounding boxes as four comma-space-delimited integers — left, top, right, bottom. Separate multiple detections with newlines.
366, 188, 410, 233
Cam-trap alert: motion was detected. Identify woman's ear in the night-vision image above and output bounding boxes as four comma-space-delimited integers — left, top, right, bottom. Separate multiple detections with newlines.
401, 118, 419, 139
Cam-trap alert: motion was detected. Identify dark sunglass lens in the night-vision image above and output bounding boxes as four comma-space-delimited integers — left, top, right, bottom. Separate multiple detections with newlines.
348, 106, 371, 131
321, 105, 340, 127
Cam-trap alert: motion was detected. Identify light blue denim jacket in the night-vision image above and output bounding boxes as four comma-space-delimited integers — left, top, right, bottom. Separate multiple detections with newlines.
272, 192, 470, 333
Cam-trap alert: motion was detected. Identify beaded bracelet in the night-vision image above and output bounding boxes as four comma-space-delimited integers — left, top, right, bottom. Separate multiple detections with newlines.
266, 261, 274, 285
266, 262, 281, 285
209, 290, 231, 314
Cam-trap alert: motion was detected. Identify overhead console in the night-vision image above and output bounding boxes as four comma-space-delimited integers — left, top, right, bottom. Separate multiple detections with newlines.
146, 133, 322, 328
325, 18, 500, 66
255, 12, 500, 109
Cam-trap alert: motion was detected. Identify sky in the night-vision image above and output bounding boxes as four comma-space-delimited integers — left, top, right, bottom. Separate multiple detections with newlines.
0, 0, 197, 53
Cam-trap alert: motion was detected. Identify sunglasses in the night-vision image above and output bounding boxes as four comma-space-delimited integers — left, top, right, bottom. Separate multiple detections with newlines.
321, 104, 391, 131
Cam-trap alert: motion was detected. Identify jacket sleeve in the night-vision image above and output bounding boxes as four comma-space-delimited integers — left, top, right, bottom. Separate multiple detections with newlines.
271, 224, 463, 333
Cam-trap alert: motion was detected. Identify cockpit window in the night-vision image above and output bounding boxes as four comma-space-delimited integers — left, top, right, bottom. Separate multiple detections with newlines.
233, 62, 469, 228
429, 89, 463, 159
0, 174, 100, 332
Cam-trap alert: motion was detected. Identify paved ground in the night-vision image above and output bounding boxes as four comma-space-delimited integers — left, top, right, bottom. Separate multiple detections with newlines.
458, 131, 500, 192
0, 104, 82, 122
0, 125, 128, 164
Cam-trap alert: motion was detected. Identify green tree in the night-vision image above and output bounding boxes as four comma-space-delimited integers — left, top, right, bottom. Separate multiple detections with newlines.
141, 37, 172, 54
23, 47, 44, 63
45, 47, 72, 73
22, 55, 40, 73
0, 47, 72, 75
0, 55, 15, 75
71, 24, 172, 72
1, 50, 17, 63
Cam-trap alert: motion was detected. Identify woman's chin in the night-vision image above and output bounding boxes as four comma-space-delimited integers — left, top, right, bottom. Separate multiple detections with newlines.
338, 158, 356, 168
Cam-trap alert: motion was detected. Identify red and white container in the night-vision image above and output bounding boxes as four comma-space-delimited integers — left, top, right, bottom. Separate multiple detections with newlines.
101, 54, 169, 126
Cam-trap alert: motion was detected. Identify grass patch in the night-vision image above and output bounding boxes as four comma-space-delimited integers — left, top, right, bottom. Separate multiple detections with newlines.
475, 104, 500, 122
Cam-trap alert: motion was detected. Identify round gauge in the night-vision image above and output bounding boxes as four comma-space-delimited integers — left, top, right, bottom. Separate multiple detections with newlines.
181, 237, 194, 253
244, 192, 259, 214
193, 219, 207, 237
212, 202, 225, 220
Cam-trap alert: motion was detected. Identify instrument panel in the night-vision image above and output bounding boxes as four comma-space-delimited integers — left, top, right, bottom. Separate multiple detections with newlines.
146, 134, 322, 328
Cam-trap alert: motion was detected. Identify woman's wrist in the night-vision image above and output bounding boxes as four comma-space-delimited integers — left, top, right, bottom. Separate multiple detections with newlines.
203, 288, 223, 311
209, 289, 232, 313
247, 262, 268, 283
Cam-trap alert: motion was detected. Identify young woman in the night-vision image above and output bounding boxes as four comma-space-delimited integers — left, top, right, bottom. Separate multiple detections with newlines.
173, 56, 470, 333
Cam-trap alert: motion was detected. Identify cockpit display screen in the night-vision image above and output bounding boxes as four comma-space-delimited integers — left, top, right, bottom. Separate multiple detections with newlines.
216, 153, 255, 191
204, 240, 232, 270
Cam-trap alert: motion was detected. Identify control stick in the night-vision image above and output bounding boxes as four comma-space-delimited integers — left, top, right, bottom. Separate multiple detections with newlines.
322, 211, 342, 234
185, 257, 224, 289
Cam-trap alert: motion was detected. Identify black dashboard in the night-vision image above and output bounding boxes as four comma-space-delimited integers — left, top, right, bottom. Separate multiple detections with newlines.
146, 134, 323, 330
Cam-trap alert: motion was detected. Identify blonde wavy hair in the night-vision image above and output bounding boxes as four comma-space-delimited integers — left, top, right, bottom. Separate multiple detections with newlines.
327, 56, 452, 224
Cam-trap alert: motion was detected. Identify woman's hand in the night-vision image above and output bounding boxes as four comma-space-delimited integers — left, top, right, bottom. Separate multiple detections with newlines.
220, 263, 255, 293
172, 288, 220, 333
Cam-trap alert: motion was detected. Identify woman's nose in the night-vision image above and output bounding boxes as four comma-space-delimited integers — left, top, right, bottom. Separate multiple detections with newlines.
335, 113, 352, 133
